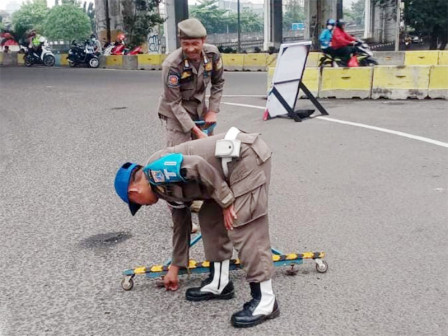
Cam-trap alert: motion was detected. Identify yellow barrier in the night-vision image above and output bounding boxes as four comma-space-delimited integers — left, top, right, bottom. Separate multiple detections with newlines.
222, 54, 244, 71
299, 67, 320, 98
428, 65, 448, 99
243, 53, 267, 71
60, 53, 69, 66
438, 51, 448, 65
0, 53, 3, 64
320, 67, 373, 99
306, 52, 323, 67
17, 53, 25, 65
266, 54, 277, 68
267, 66, 275, 93
404, 51, 439, 66
106, 55, 123, 67
137, 54, 162, 70
372, 65, 430, 99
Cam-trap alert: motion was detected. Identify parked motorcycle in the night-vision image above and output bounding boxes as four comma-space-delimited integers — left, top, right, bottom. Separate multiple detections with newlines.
103, 42, 142, 56
319, 40, 378, 68
67, 40, 100, 68
22, 43, 56, 67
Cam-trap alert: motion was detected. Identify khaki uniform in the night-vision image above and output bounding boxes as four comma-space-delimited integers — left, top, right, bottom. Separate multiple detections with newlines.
146, 132, 274, 283
157, 44, 224, 146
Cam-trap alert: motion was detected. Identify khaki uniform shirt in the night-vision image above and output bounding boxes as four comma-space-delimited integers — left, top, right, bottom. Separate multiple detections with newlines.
146, 133, 272, 267
157, 44, 225, 133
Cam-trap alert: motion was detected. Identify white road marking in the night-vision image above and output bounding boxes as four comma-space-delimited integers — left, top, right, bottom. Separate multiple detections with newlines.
222, 102, 265, 110
222, 101, 448, 149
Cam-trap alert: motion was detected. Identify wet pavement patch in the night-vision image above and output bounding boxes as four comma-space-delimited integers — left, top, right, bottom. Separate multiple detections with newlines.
80, 231, 132, 248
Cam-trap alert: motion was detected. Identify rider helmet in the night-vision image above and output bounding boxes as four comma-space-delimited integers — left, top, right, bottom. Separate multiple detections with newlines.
336, 19, 346, 29
326, 19, 336, 26
117, 33, 126, 42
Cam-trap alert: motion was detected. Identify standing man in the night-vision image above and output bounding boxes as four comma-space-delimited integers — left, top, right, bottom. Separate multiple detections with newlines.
158, 18, 224, 222
114, 130, 279, 328
158, 17, 224, 147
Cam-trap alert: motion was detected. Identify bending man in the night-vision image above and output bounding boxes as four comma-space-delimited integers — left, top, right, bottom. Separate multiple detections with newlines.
114, 129, 279, 328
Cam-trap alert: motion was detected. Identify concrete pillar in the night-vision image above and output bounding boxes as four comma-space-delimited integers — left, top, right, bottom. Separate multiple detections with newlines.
164, 0, 188, 53
263, 0, 282, 51
304, 0, 337, 50
364, 0, 373, 39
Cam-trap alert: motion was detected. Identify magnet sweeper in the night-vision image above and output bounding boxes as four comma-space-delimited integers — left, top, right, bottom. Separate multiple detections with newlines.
121, 233, 328, 291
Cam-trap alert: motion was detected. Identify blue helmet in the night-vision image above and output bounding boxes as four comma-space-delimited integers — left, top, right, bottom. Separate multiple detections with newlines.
114, 162, 142, 216
327, 19, 336, 26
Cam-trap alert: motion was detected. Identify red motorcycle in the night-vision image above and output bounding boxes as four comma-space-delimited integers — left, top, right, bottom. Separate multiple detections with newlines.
103, 33, 142, 56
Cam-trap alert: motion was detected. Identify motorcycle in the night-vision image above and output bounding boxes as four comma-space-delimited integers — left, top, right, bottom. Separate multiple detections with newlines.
22, 42, 56, 67
103, 42, 142, 56
67, 40, 100, 68
319, 40, 378, 68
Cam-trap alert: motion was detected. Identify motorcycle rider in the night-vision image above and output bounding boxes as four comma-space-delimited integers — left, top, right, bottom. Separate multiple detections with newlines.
331, 19, 357, 65
319, 19, 336, 57
89, 34, 102, 54
28, 30, 46, 58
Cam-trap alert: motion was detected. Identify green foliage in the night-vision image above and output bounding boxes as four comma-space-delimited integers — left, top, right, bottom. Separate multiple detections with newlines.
283, 0, 305, 31
12, 0, 49, 39
121, 0, 164, 48
403, 0, 448, 49
43, 4, 91, 41
190, 0, 263, 34
344, 0, 365, 26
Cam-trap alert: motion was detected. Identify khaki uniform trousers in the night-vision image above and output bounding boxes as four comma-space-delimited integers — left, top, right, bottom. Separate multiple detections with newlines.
198, 159, 274, 283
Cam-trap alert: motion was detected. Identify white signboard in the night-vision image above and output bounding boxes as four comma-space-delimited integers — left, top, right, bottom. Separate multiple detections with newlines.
265, 41, 311, 119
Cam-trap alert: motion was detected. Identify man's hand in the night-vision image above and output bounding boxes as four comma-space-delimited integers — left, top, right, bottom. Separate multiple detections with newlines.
204, 111, 217, 127
164, 265, 179, 291
192, 125, 207, 139
223, 204, 237, 231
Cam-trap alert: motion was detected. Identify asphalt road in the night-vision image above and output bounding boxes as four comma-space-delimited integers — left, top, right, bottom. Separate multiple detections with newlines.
1, 67, 447, 336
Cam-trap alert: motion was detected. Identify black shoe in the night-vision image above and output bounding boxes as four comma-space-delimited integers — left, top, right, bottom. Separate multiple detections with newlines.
186, 281, 235, 301
231, 281, 280, 328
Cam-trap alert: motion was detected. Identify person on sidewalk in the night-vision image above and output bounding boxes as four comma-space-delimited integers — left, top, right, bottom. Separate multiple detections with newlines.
114, 129, 279, 328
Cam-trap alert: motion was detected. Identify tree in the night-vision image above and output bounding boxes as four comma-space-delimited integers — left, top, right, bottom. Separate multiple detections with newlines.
283, 0, 305, 31
228, 8, 263, 33
344, 0, 364, 26
190, 0, 230, 34
43, 4, 91, 41
403, 0, 448, 50
11, 0, 49, 40
121, 0, 164, 48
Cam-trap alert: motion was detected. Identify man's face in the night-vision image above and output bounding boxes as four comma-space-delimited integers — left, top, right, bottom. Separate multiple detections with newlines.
128, 168, 158, 205
181, 37, 206, 61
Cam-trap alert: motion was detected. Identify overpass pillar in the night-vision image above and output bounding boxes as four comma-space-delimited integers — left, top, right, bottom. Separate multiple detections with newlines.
304, 0, 339, 50
164, 0, 188, 53
364, 0, 373, 39
263, 0, 283, 51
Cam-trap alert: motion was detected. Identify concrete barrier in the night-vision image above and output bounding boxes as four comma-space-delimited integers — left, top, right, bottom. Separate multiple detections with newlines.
104, 55, 123, 69
372, 65, 430, 99
306, 52, 322, 67
0, 53, 3, 64
320, 67, 373, 99
1, 52, 18, 66
438, 51, 448, 65
404, 51, 439, 66
60, 53, 69, 66
17, 53, 25, 65
222, 54, 244, 71
243, 53, 267, 71
137, 54, 162, 70
428, 65, 448, 99
122, 55, 138, 70
267, 66, 275, 93
266, 54, 277, 68
299, 67, 320, 98
373, 51, 405, 66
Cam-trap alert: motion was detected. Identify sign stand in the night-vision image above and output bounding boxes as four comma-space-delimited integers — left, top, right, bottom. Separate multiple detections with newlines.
264, 41, 329, 122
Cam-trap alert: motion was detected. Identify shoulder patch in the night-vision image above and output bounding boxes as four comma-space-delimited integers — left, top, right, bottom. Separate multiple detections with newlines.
215, 57, 223, 70
167, 73, 180, 88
